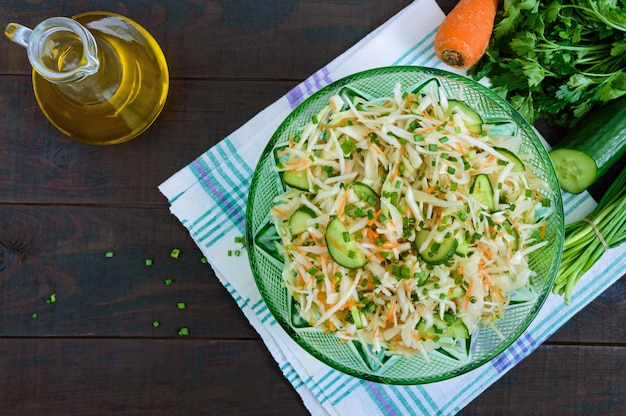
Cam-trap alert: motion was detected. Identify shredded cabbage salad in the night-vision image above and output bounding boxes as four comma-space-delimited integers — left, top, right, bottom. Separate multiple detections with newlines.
270, 80, 550, 358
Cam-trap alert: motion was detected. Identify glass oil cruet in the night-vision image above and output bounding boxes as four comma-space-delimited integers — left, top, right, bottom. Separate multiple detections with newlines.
5, 12, 169, 145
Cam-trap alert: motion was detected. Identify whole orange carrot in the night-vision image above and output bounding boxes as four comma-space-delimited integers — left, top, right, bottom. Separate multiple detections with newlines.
434, 0, 498, 69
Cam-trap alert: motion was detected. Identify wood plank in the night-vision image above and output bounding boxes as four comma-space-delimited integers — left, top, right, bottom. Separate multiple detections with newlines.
0, 338, 309, 416
1, 0, 414, 79
0, 76, 297, 205
0, 205, 256, 338
1, 204, 625, 343
460, 345, 626, 415
2, 74, 621, 208
0, 338, 623, 416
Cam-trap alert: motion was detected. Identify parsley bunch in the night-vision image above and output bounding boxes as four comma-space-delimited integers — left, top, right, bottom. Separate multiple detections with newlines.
469, 0, 626, 127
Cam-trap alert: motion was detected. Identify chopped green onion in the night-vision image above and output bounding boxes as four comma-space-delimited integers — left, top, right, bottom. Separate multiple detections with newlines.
145, 259, 153, 266
177, 302, 186, 310
105, 251, 114, 258
428, 144, 438, 152
152, 321, 160, 328
400, 266, 410, 279
178, 327, 190, 336
164, 278, 173, 286
170, 248, 181, 259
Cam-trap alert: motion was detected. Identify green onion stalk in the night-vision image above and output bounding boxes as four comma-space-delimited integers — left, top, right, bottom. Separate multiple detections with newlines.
552, 166, 626, 304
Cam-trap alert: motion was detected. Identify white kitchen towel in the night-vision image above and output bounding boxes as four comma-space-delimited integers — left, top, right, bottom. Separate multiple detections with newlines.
159, 0, 626, 414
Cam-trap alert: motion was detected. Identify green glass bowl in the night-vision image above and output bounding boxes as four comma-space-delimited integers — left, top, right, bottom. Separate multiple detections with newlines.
246, 66, 564, 384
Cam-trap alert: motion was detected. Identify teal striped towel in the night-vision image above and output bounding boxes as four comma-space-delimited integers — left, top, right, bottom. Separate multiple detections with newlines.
159, 0, 626, 414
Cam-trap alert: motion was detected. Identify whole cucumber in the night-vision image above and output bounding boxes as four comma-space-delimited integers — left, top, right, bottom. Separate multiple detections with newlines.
549, 96, 626, 194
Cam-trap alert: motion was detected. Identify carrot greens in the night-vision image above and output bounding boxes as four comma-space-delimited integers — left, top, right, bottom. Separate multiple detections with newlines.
469, 0, 626, 127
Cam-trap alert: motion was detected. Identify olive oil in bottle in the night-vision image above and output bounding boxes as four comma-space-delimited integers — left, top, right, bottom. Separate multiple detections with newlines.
6, 12, 169, 145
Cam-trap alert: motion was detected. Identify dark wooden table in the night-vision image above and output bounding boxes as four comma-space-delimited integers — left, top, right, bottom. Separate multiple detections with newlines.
1, 1, 624, 414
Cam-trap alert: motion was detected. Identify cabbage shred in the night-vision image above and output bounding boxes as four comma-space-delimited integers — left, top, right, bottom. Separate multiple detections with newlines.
270, 82, 550, 358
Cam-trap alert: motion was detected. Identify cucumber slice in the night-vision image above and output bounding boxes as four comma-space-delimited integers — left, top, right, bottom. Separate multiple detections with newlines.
416, 316, 469, 340
416, 319, 435, 339
549, 148, 598, 194
411, 78, 441, 99
470, 174, 495, 212
351, 182, 380, 207
325, 216, 367, 269
444, 318, 469, 339
289, 206, 316, 235
487, 121, 518, 137
445, 100, 483, 134
415, 229, 458, 265
350, 305, 365, 329
409, 78, 441, 114
495, 147, 525, 172
282, 169, 309, 191
549, 95, 626, 194
454, 239, 469, 257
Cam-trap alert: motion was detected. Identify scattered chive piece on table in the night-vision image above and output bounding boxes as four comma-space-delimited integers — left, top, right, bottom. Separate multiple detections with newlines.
177, 302, 186, 310
164, 278, 173, 286
200, 256, 208, 263
32, 313, 38, 319
178, 327, 189, 336
152, 321, 160, 328
105, 251, 114, 258
170, 248, 180, 259
45, 293, 56, 304
145, 258, 153, 266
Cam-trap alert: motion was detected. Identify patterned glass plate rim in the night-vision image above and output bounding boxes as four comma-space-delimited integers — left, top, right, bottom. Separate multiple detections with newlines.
246, 66, 565, 384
